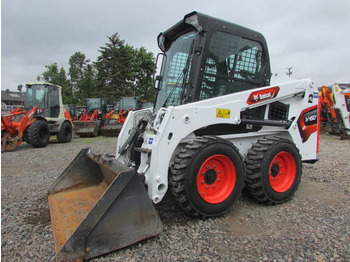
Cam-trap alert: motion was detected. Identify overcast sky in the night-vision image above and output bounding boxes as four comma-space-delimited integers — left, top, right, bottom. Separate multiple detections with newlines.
2, 0, 350, 91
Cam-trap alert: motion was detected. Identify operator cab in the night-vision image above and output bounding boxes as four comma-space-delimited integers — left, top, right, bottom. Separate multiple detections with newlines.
85, 98, 107, 116
25, 83, 60, 118
154, 11, 271, 111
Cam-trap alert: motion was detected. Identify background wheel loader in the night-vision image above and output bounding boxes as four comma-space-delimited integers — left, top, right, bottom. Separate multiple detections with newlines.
74, 98, 107, 137
1, 83, 73, 152
101, 96, 141, 136
48, 12, 320, 261
319, 83, 350, 139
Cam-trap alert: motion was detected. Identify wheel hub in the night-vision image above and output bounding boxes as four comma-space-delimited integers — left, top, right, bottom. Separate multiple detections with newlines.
204, 169, 217, 185
270, 164, 280, 177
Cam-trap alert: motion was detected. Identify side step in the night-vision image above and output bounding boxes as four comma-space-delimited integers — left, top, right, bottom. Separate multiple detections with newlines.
48, 148, 163, 261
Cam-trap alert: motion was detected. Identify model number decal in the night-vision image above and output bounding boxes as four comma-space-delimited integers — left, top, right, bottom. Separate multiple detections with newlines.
305, 114, 317, 123
216, 109, 230, 118
247, 86, 280, 105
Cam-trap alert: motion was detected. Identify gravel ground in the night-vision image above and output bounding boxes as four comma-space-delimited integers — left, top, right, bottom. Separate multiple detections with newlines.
1, 133, 350, 262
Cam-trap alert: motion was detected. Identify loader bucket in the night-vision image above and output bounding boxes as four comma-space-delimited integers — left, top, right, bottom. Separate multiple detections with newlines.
74, 121, 99, 137
48, 148, 163, 262
100, 121, 123, 137
1, 133, 19, 152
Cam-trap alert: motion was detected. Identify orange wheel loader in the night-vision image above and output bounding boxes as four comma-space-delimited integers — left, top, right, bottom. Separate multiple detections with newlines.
1, 83, 73, 152
74, 98, 107, 137
101, 97, 141, 136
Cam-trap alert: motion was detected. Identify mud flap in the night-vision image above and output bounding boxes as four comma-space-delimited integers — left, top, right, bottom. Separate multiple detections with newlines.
73, 121, 98, 137
48, 148, 163, 261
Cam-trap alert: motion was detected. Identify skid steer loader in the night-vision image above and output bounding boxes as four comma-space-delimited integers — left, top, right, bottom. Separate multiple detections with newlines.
48, 12, 320, 261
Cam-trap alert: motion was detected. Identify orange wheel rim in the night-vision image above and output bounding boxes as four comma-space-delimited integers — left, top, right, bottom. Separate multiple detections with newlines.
197, 154, 236, 204
269, 151, 296, 193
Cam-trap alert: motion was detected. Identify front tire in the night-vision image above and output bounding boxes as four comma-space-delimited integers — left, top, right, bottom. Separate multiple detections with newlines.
28, 120, 50, 148
170, 136, 245, 217
245, 136, 302, 204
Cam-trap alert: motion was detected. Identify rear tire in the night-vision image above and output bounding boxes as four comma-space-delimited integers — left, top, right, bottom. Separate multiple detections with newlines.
169, 136, 245, 217
57, 121, 72, 143
245, 136, 302, 204
28, 120, 50, 148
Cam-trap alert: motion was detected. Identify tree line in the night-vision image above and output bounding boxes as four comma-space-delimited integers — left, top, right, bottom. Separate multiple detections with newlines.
37, 33, 156, 105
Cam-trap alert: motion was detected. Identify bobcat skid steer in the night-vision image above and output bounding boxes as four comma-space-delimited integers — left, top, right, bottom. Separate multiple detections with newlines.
48, 12, 320, 261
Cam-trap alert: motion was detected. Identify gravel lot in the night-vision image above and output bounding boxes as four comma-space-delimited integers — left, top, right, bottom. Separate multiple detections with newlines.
1, 133, 350, 262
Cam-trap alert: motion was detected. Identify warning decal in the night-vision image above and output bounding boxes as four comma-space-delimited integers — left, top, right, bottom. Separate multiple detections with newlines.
216, 108, 230, 118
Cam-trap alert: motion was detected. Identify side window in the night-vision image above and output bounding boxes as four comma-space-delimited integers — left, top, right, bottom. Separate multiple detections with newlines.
49, 87, 60, 117
200, 31, 264, 100
26, 88, 33, 107
164, 52, 190, 105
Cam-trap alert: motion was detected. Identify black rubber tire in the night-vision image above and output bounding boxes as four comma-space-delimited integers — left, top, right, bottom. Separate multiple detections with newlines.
22, 128, 30, 144
169, 136, 245, 217
57, 121, 72, 143
28, 120, 50, 148
245, 136, 302, 204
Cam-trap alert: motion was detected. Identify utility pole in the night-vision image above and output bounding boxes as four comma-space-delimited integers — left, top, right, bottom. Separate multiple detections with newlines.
286, 67, 293, 77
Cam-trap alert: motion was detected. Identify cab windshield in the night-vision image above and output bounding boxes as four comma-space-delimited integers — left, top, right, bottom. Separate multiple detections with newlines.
86, 99, 103, 112
24, 84, 47, 110
120, 97, 139, 110
155, 32, 196, 110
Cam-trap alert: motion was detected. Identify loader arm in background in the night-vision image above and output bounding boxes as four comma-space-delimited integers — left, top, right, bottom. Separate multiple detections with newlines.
331, 84, 350, 138
1, 107, 38, 152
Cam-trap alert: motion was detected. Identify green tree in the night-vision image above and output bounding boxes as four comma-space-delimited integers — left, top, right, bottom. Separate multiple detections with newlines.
94, 33, 155, 102
37, 34, 155, 106
68, 52, 97, 104
133, 47, 155, 102
69, 52, 86, 96
78, 63, 97, 99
